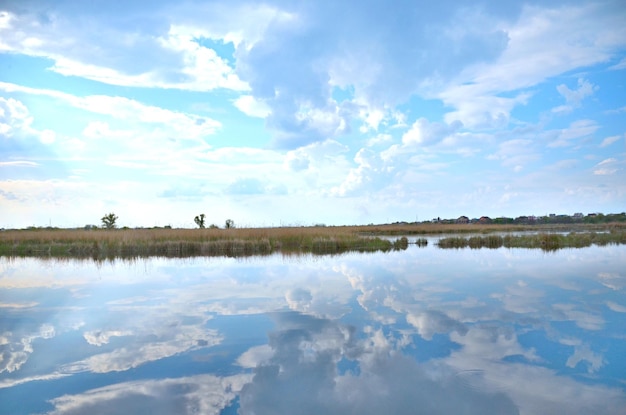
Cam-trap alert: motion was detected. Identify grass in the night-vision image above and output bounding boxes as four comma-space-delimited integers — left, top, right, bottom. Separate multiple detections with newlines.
0, 226, 409, 259
1, 222, 624, 259
437, 230, 626, 251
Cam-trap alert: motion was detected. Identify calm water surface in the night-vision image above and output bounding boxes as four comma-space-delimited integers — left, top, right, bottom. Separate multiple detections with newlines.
1, 241, 625, 414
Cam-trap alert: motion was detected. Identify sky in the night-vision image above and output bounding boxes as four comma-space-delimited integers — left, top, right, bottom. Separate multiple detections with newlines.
0, 0, 625, 229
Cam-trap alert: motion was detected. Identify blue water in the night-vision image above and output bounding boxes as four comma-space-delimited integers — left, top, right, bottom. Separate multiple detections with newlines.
1, 242, 625, 414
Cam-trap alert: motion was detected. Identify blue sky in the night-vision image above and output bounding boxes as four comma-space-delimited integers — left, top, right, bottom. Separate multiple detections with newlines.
0, 0, 625, 228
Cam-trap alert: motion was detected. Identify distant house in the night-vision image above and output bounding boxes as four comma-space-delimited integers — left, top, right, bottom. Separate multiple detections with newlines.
456, 215, 469, 224
478, 216, 492, 224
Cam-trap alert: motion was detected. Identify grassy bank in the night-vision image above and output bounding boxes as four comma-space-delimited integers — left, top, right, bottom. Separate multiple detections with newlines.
1, 222, 624, 258
0, 227, 410, 259
437, 230, 626, 251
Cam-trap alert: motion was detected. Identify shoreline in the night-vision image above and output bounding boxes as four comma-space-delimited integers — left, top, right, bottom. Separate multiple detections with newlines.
1, 223, 624, 259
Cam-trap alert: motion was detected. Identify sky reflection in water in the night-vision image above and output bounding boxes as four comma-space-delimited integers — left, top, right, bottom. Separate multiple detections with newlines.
1, 242, 625, 414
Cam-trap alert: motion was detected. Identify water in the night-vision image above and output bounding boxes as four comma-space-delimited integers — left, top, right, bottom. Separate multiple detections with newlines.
1, 241, 625, 414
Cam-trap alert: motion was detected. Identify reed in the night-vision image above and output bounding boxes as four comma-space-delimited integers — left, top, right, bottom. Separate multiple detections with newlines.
438, 231, 626, 251
0, 227, 408, 259
1, 222, 624, 258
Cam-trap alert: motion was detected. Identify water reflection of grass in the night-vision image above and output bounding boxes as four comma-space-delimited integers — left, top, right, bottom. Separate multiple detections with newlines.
0, 227, 411, 259
437, 230, 626, 251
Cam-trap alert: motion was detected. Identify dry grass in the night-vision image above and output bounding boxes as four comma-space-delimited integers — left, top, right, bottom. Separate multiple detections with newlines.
0, 226, 399, 258
1, 222, 623, 258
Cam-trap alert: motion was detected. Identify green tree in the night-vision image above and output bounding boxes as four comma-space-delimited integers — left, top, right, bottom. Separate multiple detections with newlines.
225, 219, 235, 229
101, 213, 118, 229
194, 214, 206, 229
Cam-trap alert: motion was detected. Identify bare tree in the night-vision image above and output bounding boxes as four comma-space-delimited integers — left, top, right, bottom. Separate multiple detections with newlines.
225, 219, 235, 229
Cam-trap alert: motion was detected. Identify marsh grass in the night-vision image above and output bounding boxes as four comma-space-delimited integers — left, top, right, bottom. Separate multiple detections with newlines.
1, 223, 624, 258
438, 230, 626, 251
0, 226, 407, 259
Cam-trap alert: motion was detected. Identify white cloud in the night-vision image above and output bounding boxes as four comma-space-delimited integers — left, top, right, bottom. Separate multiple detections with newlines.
556, 78, 598, 107
0, 161, 38, 168
284, 151, 310, 172
402, 118, 463, 146
486, 138, 539, 171
600, 134, 622, 147
0, 83, 222, 167
0, 97, 33, 136
593, 158, 619, 175
233, 95, 271, 118
605, 301, 626, 312
358, 107, 386, 132
330, 148, 394, 197
549, 119, 599, 147
441, 90, 530, 130
76, 95, 221, 139
436, 3, 625, 130
168, 4, 296, 51
0, 10, 249, 92
608, 57, 626, 70
366, 133, 392, 147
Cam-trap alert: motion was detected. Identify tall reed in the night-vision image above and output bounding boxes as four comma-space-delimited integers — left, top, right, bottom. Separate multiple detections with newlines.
438, 231, 626, 251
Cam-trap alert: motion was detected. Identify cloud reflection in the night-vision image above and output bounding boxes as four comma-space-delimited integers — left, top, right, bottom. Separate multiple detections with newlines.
0, 323, 55, 374
2, 246, 626, 414
47, 374, 251, 415
239, 312, 519, 415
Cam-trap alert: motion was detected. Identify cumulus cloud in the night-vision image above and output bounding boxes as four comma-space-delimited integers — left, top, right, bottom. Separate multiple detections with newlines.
231, 0, 515, 147
233, 95, 271, 118
436, 2, 624, 129
284, 151, 310, 172
0, 97, 32, 135
402, 118, 463, 146
330, 148, 396, 197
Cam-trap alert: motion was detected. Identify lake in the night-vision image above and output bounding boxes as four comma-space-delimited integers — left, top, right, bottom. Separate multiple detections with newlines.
1, 239, 625, 414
